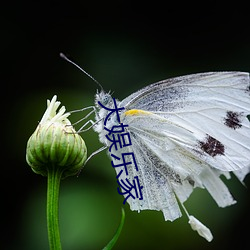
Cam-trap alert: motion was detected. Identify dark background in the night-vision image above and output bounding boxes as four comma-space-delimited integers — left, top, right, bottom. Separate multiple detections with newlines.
2, 2, 250, 250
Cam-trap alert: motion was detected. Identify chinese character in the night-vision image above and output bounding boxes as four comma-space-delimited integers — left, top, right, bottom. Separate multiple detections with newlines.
116, 170, 143, 204
99, 98, 144, 203
106, 131, 132, 152
98, 98, 124, 125
111, 152, 138, 175
104, 123, 128, 134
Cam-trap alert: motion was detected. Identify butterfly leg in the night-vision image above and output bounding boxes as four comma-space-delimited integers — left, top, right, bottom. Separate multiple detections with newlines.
70, 106, 96, 125
76, 117, 105, 133
68, 106, 100, 132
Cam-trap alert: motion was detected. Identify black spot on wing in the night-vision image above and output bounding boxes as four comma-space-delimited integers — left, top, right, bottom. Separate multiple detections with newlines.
224, 111, 243, 130
186, 177, 195, 186
199, 135, 225, 157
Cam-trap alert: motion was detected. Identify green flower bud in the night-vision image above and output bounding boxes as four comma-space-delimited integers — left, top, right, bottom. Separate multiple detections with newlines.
26, 95, 87, 178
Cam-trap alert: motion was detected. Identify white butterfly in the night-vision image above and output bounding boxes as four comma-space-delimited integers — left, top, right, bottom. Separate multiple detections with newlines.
90, 72, 250, 241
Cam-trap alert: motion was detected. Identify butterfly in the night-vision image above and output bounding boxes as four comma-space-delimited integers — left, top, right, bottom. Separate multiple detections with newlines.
91, 71, 250, 241
60, 55, 250, 241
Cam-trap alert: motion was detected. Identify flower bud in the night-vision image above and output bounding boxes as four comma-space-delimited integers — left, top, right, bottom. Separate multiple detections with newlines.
26, 95, 87, 178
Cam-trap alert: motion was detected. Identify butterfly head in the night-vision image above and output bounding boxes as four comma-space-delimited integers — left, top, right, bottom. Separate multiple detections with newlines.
94, 89, 113, 108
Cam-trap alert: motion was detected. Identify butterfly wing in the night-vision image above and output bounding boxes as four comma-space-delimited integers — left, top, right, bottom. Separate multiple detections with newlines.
120, 72, 250, 173
115, 72, 250, 221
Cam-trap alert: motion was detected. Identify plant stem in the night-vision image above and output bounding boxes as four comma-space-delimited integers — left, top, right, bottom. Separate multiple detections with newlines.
47, 165, 63, 250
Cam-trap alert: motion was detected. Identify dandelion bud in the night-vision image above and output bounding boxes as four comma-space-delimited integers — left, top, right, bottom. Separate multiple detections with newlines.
26, 95, 87, 178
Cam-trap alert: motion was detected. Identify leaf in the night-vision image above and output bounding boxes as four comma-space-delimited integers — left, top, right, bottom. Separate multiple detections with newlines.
102, 208, 125, 250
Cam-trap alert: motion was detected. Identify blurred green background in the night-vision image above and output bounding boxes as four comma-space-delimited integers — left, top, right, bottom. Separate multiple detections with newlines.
2, 2, 250, 250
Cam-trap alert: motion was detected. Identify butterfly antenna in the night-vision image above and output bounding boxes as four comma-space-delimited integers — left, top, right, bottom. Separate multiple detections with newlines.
60, 53, 104, 91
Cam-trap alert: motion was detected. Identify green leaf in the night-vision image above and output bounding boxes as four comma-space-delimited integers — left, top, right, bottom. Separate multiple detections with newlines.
103, 208, 125, 250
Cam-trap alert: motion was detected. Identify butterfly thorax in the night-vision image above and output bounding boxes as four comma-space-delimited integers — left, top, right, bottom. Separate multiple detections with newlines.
93, 90, 122, 146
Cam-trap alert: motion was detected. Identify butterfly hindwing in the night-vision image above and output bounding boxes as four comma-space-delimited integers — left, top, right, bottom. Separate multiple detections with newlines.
121, 112, 236, 216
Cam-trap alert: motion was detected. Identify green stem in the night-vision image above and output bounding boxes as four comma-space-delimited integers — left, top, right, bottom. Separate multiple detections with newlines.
47, 165, 63, 250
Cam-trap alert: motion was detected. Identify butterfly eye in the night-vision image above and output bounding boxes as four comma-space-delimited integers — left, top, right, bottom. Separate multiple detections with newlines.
102, 94, 111, 105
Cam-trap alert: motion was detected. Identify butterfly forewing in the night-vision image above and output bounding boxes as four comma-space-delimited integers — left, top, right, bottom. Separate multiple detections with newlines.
121, 72, 250, 173
120, 72, 249, 110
